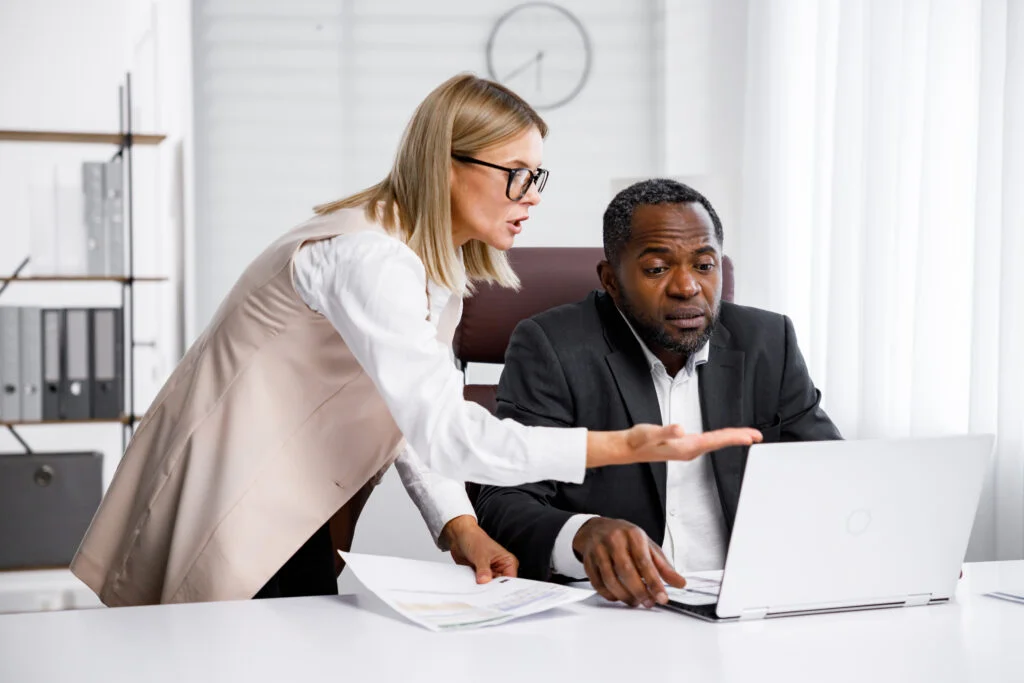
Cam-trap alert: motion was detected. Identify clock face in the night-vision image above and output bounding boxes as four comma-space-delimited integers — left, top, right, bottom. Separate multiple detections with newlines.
486, 3, 592, 110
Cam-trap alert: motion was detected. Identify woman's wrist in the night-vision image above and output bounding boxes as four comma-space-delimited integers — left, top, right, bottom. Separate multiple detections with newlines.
585, 430, 629, 469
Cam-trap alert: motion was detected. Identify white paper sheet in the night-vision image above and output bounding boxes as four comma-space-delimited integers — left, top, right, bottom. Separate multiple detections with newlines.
984, 590, 1024, 605
340, 551, 594, 631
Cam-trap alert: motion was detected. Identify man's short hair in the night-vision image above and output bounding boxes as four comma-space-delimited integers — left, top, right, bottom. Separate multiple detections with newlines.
603, 178, 724, 267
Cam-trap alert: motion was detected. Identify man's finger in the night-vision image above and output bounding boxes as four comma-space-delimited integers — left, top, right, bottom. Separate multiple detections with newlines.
628, 535, 669, 605
651, 544, 687, 590
594, 545, 634, 606
610, 540, 652, 608
584, 553, 616, 603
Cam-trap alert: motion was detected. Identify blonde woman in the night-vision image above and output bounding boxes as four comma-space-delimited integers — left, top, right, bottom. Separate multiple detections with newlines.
71, 74, 761, 606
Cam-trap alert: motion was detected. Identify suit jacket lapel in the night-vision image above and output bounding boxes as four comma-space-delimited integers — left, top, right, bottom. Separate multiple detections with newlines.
597, 294, 667, 514
699, 327, 747, 531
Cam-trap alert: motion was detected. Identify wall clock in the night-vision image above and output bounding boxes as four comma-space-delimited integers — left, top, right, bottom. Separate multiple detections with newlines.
486, 2, 593, 110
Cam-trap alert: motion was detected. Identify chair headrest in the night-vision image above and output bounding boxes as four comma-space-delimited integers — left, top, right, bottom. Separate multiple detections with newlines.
454, 247, 604, 364
453, 248, 735, 365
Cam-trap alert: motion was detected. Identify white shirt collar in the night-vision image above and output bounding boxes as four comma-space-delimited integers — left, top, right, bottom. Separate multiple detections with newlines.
616, 307, 710, 377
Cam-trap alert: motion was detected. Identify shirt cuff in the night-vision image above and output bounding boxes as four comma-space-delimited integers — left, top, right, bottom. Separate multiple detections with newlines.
525, 425, 588, 484
393, 447, 477, 551
551, 513, 599, 580
427, 477, 477, 551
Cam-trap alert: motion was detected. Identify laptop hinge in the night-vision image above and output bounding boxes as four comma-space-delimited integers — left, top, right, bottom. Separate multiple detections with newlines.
903, 593, 932, 608
739, 606, 769, 621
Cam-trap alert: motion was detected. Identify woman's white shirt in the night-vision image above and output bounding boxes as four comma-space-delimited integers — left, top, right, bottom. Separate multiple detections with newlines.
291, 230, 586, 545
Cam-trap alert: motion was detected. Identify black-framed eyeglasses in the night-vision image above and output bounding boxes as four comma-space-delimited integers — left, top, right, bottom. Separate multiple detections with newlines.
452, 154, 549, 201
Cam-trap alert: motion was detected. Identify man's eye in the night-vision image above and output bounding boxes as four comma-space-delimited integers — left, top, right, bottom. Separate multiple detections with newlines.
697, 262, 716, 272
644, 266, 668, 276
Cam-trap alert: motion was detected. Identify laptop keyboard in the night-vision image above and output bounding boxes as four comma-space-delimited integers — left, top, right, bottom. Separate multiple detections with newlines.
665, 573, 722, 606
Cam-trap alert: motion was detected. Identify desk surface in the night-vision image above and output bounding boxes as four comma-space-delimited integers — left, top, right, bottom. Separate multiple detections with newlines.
1, 561, 1021, 683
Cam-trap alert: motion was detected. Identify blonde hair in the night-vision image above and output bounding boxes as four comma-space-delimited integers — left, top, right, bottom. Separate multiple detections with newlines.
314, 74, 548, 295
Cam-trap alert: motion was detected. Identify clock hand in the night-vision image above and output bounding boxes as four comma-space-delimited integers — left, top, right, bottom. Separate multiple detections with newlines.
502, 50, 543, 83
537, 50, 544, 92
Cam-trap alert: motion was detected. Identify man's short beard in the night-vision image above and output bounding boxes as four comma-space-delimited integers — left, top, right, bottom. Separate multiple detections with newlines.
619, 294, 719, 358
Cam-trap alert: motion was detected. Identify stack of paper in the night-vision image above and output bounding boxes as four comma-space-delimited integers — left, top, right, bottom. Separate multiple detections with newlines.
340, 552, 594, 632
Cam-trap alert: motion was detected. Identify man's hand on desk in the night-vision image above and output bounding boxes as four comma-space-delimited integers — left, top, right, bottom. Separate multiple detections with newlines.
442, 515, 519, 585
572, 517, 686, 608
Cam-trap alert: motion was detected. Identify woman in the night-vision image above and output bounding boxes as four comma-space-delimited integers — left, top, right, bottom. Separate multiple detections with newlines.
71, 74, 760, 606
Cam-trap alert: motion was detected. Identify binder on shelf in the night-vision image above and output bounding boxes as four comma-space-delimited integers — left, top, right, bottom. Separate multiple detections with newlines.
0, 450, 103, 570
41, 308, 63, 420
104, 157, 125, 276
62, 308, 92, 420
0, 307, 21, 422
89, 308, 123, 419
83, 162, 106, 277
19, 307, 42, 422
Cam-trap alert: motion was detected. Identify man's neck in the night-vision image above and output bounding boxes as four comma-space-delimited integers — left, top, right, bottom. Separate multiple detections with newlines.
654, 350, 689, 378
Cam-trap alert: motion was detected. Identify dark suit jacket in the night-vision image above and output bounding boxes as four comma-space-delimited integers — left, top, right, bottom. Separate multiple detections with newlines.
473, 291, 842, 582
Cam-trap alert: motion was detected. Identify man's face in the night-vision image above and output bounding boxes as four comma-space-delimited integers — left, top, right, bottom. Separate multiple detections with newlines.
600, 202, 722, 360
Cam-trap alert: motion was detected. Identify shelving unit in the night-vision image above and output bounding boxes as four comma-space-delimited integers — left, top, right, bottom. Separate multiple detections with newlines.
0, 130, 166, 145
0, 73, 166, 456
0, 276, 167, 283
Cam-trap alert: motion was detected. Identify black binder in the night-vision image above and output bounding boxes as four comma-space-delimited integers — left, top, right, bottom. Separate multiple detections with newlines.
61, 309, 92, 420
41, 309, 63, 420
89, 308, 123, 419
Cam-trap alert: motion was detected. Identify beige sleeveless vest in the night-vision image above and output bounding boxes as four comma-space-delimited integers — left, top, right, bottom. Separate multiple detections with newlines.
70, 207, 461, 606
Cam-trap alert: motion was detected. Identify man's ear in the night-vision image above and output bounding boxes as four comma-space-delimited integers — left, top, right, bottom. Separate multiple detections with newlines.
597, 260, 620, 299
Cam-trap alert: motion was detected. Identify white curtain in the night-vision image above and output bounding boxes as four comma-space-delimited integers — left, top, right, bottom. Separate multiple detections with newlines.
729, 0, 1024, 561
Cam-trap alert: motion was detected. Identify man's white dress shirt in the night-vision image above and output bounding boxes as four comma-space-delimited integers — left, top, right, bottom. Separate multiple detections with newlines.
550, 314, 728, 578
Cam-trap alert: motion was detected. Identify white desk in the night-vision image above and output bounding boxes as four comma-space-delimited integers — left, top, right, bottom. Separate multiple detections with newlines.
1, 561, 1021, 683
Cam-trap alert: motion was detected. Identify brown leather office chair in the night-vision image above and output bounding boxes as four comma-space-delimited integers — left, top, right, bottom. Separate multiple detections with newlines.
453, 248, 735, 413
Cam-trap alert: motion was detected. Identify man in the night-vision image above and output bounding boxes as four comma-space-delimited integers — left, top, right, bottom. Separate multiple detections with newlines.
474, 178, 841, 609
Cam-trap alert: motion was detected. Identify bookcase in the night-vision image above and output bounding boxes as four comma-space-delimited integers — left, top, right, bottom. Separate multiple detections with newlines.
0, 74, 168, 587
0, 74, 165, 453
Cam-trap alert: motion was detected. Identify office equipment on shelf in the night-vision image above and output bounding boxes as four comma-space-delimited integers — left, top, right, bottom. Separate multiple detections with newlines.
40, 308, 63, 421
83, 161, 106, 276
89, 308, 123, 419
61, 309, 92, 420
81, 158, 126, 277
18, 307, 42, 422
0, 450, 103, 570
0, 307, 21, 422
104, 157, 125, 276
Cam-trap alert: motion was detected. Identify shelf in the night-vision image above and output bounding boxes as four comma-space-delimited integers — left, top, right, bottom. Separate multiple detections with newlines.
2, 416, 138, 427
0, 130, 166, 146
0, 275, 168, 283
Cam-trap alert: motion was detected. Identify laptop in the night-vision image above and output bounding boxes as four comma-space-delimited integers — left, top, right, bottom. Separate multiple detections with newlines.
661, 434, 994, 622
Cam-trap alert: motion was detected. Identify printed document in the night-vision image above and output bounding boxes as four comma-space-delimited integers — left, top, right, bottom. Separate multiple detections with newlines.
340, 552, 594, 631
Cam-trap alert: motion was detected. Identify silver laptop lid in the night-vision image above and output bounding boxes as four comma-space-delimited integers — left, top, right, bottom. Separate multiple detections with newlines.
716, 434, 994, 619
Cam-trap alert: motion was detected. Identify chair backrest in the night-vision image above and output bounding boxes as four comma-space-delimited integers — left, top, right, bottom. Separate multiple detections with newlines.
453, 247, 735, 414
